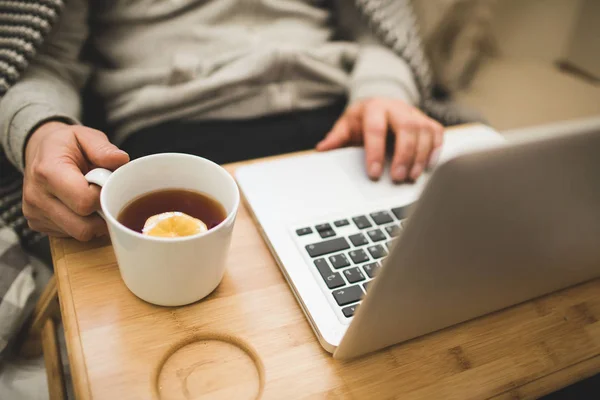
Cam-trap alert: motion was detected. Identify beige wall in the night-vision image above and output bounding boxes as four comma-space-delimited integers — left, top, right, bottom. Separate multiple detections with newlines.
563, 0, 600, 78
413, 0, 585, 64
491, 0, 583, 63
412, 0, 459, 36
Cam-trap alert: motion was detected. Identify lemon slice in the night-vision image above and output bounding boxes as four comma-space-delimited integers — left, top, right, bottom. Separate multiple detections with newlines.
142, 212, 207, 238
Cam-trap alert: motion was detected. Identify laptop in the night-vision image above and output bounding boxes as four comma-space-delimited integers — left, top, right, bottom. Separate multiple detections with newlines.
235, 121, 600, 360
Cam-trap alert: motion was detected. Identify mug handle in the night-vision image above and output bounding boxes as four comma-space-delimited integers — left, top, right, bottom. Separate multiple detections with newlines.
85, 168, 113, 220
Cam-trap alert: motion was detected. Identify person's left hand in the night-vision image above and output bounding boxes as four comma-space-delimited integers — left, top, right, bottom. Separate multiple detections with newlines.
317, 98, 444, 182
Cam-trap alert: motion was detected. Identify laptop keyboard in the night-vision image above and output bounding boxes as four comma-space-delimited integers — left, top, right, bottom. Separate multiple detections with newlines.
298, 206, 410, 318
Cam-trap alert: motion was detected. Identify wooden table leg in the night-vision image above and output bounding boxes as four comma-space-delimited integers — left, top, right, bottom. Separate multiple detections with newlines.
41, 318, 67, 400
20, 276, 60, 358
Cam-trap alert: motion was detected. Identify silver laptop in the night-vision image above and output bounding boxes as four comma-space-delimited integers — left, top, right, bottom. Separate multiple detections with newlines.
235, 122, 600, 360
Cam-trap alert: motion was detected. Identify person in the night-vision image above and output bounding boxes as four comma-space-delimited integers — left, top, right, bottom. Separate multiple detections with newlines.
0, 0, 469, 242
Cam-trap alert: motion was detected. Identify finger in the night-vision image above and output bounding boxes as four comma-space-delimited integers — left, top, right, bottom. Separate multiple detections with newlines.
22, 196, 51, 225
391, 128, 417, 182
43, 161, 102, 216
388, 113, 418, 182
25, 210, 73, 237
27, 219, 70, 238
316, 116, 352, 151
427, 122, 445, 170
74, 127, 129, 170
427, 146, 442, 170
431, 121, 445, 148
45, 232, 70, 238
346, 103, 364, 144
24, 191, 105, 240
363, 102, 388, 180
410, 129, 434, 180
406, 107, 444, 148
22, 186, 74, 230
44, 196, 108, 241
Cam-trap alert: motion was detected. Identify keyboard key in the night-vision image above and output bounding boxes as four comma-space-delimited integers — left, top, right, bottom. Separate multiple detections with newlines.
342, 304, 359, 318
349, 249, 369, 264
401, 219, 409, 228
306, 237, 350, 258
319, 229, 336, 239
363, 262, 381, 278
349, 233, 368, 247
367, 229, 386, 242
314, 259, 345, 289
352, 216, 372, 230
385, 224, 401, 238
367, 244, 388, 259
296, 227, 312, 236
334, 219, 350, 227
370, 211, 394, 225
385, 240, 395, 250
363, 281, 370, 292
391, 207, 408, 220
314, 258, 329, 270
315, 223, 332, 232
329, 254, 350, 269
343, 267, 365, 283
332, 285, 364, 306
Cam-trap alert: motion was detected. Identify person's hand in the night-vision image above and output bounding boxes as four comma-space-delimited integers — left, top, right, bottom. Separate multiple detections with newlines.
317, 98, 444, 182
23, 121, 129, 241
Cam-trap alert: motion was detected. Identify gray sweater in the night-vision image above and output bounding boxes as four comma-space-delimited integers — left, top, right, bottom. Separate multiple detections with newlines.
0, 0, 422, 171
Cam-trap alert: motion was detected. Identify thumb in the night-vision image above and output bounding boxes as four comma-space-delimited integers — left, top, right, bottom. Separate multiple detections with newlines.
74, 127, 130, 170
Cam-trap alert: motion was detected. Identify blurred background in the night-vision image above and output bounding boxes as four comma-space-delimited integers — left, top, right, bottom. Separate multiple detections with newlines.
415, 0, 600, 131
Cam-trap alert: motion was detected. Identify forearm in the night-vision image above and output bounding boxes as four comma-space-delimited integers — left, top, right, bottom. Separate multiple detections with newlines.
350, 46, 420, 106
0, 0, 90, 172
334, 0, 420, 106
0, 67, 86, 171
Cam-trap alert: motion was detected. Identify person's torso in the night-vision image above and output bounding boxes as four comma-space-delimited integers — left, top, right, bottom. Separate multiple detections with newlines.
89, 0, 359, 141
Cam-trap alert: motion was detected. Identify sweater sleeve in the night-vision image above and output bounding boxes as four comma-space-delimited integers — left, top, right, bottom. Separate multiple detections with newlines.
0, 0, 90, 172
334, 0, 420, 106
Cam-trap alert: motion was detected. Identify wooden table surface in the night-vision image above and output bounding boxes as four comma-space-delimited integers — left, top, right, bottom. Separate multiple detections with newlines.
52, 153, 600, 400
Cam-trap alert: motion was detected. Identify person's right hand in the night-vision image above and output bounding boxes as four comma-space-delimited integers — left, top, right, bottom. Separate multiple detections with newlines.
23, 121, 129, 241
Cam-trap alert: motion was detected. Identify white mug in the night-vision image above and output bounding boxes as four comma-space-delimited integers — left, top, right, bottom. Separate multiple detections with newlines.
85, 153, 239, 306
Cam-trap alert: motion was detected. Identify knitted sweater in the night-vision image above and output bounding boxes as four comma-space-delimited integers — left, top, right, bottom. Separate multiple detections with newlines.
0, 0, 63, 248
0, 0, 477, 248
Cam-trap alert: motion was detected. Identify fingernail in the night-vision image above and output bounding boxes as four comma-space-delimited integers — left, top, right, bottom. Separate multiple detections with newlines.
116, 149, 129, 156
410, 164, 423, 180
392, 165, 407, 181
368, 162, 383, 179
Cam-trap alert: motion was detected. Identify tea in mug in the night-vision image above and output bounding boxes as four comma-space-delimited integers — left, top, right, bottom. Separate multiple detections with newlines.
117, 189, 226, 237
